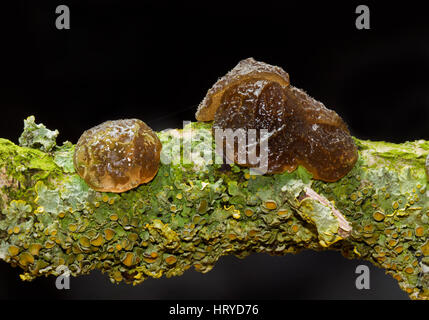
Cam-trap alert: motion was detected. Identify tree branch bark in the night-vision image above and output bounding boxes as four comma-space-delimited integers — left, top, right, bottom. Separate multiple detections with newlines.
0, 118, 428, 299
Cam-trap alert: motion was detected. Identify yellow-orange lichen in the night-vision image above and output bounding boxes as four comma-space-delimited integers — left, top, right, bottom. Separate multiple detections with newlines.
28, 243, 42, 256
79, 236, 90, 248
373, 211, 385, 222
90, 234, 104, 247
8, 245, 20, 257
165, 255, 177, 265
18, 252, 34, 266
122, 252, 135, 267
264, 200, 277, 210
244, 208, 254, 217
415, 226, 424, 237
421, 240, 429, 256
104, 228, 116, 241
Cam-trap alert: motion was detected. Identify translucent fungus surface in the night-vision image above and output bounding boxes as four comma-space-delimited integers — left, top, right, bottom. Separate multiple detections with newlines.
213, 78, 358, 182
73, 119, 162, 193
195, 57, 290, 122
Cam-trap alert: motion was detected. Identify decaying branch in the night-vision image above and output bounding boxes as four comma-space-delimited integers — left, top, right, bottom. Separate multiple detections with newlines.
0, 117, 428, 299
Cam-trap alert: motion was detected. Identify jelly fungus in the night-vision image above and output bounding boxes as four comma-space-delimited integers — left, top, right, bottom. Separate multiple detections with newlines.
195, 57, 290, 122
73, 119, 162, 192
202, 58, 358, 182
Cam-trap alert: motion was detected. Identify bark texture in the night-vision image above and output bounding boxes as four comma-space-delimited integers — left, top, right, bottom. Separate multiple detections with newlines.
0, 117, 428, 299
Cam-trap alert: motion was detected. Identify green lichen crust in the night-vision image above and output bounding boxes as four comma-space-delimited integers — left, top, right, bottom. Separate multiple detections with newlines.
0, 118, 428, 300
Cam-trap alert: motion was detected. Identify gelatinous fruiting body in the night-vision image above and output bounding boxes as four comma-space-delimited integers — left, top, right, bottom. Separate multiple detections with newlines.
73, 119, 161, 193
212, 77, 358, 182
195, 57, 290, 122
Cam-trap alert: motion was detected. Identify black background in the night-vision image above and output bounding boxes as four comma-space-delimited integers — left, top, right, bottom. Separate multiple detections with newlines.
0, 1, 428, 299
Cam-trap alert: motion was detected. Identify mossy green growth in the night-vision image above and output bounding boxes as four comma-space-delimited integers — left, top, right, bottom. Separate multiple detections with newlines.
0, 117, 428, 300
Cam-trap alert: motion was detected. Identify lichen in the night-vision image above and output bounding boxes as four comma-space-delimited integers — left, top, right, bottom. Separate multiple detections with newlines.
18, 116, 59, 152
54, 142, 75, 174
426, 153, 429, 181
0, 119, 428, 299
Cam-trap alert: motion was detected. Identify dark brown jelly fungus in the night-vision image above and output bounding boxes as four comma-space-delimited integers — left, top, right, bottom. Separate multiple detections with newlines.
212, 77, 358, 182
195, 57, 290, 122
73, 119, 162, 193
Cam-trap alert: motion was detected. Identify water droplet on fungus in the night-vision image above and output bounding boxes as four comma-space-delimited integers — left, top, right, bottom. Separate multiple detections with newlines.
195, 57, 290, 121
73, 119, 162, 193
211, 73, 358, 181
